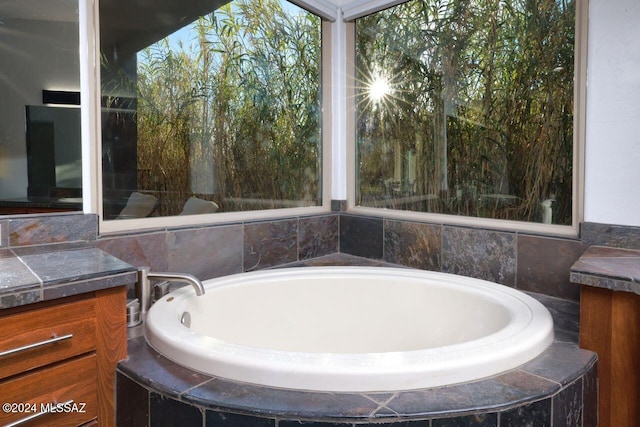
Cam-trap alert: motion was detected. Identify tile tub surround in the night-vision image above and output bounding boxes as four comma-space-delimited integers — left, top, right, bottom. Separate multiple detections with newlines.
570, 245, 640, 294
93, 214, 340, 285
1, 211, 588, 302
580, 222, 640, 250
1, 213, 98, 247
0, 243, 137, 309
117, 262, 597, 427
340, 214, 588, 301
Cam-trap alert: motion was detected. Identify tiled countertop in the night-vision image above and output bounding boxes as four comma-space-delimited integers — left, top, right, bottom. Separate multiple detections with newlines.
570, 246, 640, 295
0, 243, 137, 309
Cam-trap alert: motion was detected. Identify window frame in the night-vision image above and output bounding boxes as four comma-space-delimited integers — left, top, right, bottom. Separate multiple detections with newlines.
345, 0, 588, 237
83, 1, 335, 234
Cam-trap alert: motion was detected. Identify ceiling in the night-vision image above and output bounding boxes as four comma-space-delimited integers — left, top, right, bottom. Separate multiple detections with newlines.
1, 0, 351, 57
99, 0, 232, 58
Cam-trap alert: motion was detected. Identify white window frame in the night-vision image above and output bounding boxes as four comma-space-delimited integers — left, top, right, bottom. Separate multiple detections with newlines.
80, 0, 337, 234
344, 0, 588, 237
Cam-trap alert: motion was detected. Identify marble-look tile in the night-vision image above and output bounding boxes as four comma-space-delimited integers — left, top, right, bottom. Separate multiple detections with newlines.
280, 422, 352, 427
8, 214, 97, 246
296, 253, 395, 267
362, 392, 396, 405
360, 421, 430, 427
442, 227, 516, 286
383, 370, 557, 416
299, 215, 339, 260
529, 293, 579, 344
570, 246, 640, 282
167, 224, 243, 279
0, 289, 41, 309
10, 241, 89, 256
582, 361, 598, 427
206, 411, 275, 427
331, 200, 348, 212
572, 245, 640, 258
0, 243, 134, 308
384, 220, 441, 270
552, 378, 582, 427
340, 215, 383, 259
116, 372, 149, 427
43, 271, 137, 300
498, 398, 551, 426
0, 253, 40, 291
0, 220, 7, 247
520, 342, 597, 386
185, 378, 379, 419
569, 271, 640, 294
150, 393, 203, 426
581, 222, 640, 250
17, 246, 133, 285
570, 245, 640, 294
95, 232, 169, 271
516, 235, 587, 301
431, 413, 497, 427
244, 219, 298, 270
119, 337, 213, 397
0, 248, 14, 259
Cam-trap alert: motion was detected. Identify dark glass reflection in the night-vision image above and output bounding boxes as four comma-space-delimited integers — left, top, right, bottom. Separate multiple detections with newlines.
0, 0, 82, 214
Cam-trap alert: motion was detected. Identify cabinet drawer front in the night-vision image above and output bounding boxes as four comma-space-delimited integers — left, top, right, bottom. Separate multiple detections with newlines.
0, 354, 98, 426
0, 298, 97, 380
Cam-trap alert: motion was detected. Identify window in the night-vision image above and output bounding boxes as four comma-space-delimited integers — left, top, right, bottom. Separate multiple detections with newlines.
353, 0, 580, 227
0, 0, 82, 215
99, 0, 323, 221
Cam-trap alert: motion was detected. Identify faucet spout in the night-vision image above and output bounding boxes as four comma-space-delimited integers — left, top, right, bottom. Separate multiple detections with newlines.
137, 267, 205, 318
146, 271, 206, 296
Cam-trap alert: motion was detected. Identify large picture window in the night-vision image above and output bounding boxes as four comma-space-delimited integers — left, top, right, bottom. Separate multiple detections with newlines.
354, 0, 576, 225
99, 0, 323, 220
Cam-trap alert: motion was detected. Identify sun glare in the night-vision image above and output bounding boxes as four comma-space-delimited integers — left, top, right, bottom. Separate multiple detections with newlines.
368, 75, 391, 102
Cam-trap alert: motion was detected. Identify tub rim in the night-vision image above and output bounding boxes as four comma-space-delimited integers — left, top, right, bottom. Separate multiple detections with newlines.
145, 266, 555, 392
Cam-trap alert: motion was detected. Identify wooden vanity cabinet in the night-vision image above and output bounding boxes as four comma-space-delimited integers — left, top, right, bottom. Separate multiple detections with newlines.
0, 286, 127, 427
580, 286, 640, 427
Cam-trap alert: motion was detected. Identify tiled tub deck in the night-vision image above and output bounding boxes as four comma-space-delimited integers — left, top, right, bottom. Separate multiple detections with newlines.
117, 259, 597, 427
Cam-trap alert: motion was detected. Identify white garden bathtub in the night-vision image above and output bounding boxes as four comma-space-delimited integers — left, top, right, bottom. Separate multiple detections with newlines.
145, 266, 554, 392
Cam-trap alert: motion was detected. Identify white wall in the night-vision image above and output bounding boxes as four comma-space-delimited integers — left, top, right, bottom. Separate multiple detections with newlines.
584, 0, 640, 227
0, 19, 79, 198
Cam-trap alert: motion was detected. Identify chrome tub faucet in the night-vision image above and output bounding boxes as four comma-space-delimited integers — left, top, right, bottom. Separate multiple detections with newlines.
136, 267, 205, 319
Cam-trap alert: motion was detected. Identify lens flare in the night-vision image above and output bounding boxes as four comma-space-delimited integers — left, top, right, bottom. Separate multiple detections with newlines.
368, 75, 391, 102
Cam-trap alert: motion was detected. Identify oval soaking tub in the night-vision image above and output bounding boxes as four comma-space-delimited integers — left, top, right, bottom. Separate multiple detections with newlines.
145, 266, 554, 392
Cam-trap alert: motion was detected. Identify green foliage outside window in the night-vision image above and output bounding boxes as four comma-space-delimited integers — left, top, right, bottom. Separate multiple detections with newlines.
355, 0, 575, 225
101, 0, 322, 218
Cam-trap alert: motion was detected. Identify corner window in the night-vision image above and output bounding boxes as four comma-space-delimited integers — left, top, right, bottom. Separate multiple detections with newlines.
99, 0, 323, 221
354, 0, 578, 226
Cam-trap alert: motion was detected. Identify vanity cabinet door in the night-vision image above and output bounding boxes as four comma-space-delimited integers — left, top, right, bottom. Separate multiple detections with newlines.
0, 286, 127, 427
0, 354, 98, 426
0, 298, 97, 380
